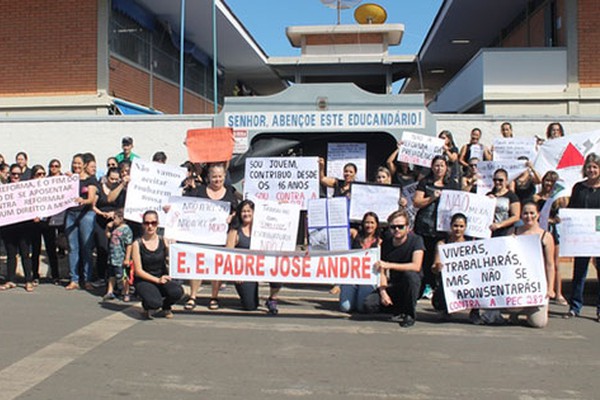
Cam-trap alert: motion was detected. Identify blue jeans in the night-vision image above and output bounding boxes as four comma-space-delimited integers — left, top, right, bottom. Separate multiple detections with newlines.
339, 284, 375, 313
569, 256, 600, 315
66, 210, 95, 284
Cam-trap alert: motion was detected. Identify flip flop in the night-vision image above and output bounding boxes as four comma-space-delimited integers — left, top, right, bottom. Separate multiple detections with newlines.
0, 282, 17, 291
184, 298, 197, 310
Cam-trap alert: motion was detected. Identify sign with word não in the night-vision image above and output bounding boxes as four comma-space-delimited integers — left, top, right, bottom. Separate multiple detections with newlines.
243, 157, 319, 209
437, 190, 497, 239
439, 235, 547, 313
170, 242, 380, 285
124, 159, 186, 224
163, 196, 230, 245
250, 199, 301, 252
0, 175, 79, 227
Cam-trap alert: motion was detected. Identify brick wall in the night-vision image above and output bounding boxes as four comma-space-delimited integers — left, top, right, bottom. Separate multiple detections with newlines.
0, 0, 97, 96
109, 57, 214, 114
578, 0, 600, 87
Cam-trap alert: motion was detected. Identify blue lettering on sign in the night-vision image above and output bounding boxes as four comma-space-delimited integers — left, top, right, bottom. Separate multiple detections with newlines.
227, 114, 267, 128
271, 113, 316, 128
346, 111, 422, 127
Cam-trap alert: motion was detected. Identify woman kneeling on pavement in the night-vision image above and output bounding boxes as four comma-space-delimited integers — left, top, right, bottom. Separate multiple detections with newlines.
132, 210, 183, 319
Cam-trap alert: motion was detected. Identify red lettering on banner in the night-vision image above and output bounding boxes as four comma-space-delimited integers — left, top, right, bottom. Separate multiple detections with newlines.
505, 296, 522, 306
316, 257, 326, 277
489, 298, 497, 307
195, 253, 207, 274
223, 255, 233, 275
362, 257, 371, 278
215, 254, 224, 274
256, 255, 265, 276
177, 252, 189, 274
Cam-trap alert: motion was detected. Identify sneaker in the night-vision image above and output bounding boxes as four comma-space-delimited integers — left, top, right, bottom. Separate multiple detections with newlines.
102, 292, 116, 301
389, 314, 406, 323
563, 310, 578, 319
265, 298, 279, 315
399, 315, 415, 328
421, 285, 433, 300
155, 309, 174, 319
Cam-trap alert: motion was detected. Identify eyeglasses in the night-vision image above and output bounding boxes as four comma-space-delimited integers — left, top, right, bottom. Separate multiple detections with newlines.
493, 178, 505, 183
390, 224, 406, 231
143, 221, 158, 227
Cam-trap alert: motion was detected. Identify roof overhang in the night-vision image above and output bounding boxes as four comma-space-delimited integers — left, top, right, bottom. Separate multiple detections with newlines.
401, 0, 530, 100
133, 0, 286, 95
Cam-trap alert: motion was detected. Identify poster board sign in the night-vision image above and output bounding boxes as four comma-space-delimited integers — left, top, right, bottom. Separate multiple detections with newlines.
170, 242, 380, 285
0, 175, 79, 227
163, 196, 230, 245
476, 160, 528, 195
439, 235, 547, 313
436, 190, 496, 238
397, 131, 444, 168
349, 182, 401, 223
559, 209, 600, 256
493, 137, 537, 161
124, 159, 186, 224
186, 127, 234, 162
327, 143, 366, 197
243, 157, 319, 209
307, 197, 349, 251
250, 199, 301, 251
233, 129, 249, 154
402, 182, 418, 228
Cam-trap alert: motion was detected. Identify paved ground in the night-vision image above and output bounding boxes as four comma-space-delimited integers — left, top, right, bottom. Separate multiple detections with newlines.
1, 256, 600, 399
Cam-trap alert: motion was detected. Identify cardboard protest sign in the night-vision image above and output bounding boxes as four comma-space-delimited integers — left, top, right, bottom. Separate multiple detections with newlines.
243, 157, 319, 209
124, 159, 186, 225
250, 199, 301, 251
439, 235, 547, 313
476, 160, 527, 195
327, 143, 366, 197
186, 127, 234, 162
493, 137, 537, 161
163, 196, 230, 245
437, 190, 496, 238
349, 182, 401, 222
0, 175, 79, 227
170, 242, 380, 285
397, 131, 444, 168
307, 197, 349, 251
559, 209, 600, 257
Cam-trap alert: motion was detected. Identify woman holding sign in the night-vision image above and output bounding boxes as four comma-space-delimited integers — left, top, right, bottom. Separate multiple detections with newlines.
132, 210, 183, 319
487, 169, 520, 238
227, 200, 282, 314
413, 155, 459, 298
565, 153, 600, 320
458, 128, 492, 173
186, 162, 238, 311
319, 157, 356, 198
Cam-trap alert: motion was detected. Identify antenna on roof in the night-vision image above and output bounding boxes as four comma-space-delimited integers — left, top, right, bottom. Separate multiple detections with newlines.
320, 0, 362, 25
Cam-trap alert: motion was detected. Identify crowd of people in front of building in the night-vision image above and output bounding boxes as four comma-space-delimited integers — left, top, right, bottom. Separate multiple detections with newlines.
1, 123, 599, 329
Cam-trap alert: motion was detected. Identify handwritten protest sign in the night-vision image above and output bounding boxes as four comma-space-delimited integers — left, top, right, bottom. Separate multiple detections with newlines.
397, 131, 444, 168
307, 197, 349, 251
437, 190, 496, 238
0, 175, 79, 227
170, 242, 380, 285
349, 182, 401, 222
124, 159, 186, 224
493, 137, 537, 161
244, 157, 319, 209
559, 209, 600, 257
250, 199, 300, 251
163, 196, 230, 245
327, 143, 366, 197
186, 127, 234, 162
476, 160, 527, 195
439, 235, 547, 313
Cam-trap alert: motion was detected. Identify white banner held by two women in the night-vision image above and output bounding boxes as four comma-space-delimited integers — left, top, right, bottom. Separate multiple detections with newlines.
163, 196, 230, 245
439, 235, 547, 313
0, 175, 79, 227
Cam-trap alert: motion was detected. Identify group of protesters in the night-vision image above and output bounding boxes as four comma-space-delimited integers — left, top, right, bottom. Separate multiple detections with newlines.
1, 122, 599, 329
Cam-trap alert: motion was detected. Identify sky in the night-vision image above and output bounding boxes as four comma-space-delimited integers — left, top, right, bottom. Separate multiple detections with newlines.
224, 0, 443, 58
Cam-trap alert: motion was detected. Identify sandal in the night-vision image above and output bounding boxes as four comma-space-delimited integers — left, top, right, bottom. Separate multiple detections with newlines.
208, 298, 219, 310
122, 294, 131, 302
184, 298, 197, 310
65, 282, 79, 291
0, 282, 17, 291
25, 282, 34, 293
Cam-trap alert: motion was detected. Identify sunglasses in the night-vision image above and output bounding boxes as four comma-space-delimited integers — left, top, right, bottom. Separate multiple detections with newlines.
10, 172, 21, 176
143, 221, 158, 227
469, 164, 478, 168
493, 178, 505, 182
35, 172, 46, 177
389, 224, 406, 231
50, 164, 60, 168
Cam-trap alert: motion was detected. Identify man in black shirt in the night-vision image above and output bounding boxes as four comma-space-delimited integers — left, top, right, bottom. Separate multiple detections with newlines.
364, 209, 425, 327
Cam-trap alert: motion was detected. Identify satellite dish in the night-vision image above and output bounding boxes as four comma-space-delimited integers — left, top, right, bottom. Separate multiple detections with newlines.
354, 3, 387, 24
320, 0, 363, 25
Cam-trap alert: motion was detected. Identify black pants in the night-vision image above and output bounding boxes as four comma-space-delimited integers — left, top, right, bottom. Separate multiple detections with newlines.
93, 218, 110, 281
135, 280, 183, 311
421, 236, 440, 290
363, 271, 421, 319
235, 282, 283, 311
2, 223, 33, 283
31, 221, 59, 280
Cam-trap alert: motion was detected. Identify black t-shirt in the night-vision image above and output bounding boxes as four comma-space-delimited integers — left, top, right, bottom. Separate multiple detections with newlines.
72, 175, 98, 212
185, 184, 239, 212
381, 232, 425, 282
568, 181, 600, 209
414, 178, 459, 237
